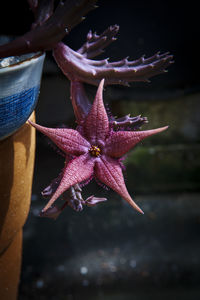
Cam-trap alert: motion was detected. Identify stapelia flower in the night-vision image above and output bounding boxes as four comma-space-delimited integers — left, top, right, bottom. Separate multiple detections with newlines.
29, 79, 168, 214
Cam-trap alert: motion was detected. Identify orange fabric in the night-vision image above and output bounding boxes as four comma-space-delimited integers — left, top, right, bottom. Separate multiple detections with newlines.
0, 230, 22, 300
0, 112, 35, 299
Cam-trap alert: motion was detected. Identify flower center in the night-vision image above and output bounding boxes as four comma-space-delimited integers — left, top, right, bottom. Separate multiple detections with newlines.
89, 145, 101, 157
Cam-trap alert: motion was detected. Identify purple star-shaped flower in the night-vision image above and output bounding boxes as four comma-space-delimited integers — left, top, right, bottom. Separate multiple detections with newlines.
29, 79, 168, 215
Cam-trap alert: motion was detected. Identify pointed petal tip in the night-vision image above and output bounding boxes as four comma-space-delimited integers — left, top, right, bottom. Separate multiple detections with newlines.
28, 119, 33, 125
98, 78, 105, 91
134, 203, 144, 215
27, 120, 43, 132
39, 206, 61, 220
148, 125, 169, 135
139, 208, 145, 215
160, 125, 169, 131
28, 119, 37, 128
41, 194, 61, 213
125, 194, 144, 214
151, 125, 169, 134
100, 78, 105, 85
94, 77, 105, 104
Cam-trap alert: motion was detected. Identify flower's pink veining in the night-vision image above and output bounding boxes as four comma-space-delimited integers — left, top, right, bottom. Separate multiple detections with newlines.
29, 79, 168, 215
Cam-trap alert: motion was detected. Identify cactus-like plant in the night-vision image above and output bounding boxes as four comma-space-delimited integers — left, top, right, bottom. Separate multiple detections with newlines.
0, 0, 173, 218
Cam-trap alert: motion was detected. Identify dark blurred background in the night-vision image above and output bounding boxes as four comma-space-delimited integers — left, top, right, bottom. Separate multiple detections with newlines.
1, 1, 200, 299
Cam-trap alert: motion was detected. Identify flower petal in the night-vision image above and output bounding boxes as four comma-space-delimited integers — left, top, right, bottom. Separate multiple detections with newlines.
83, 79, 109, 144
105, 126, 168, 158
95, 155, 144, 214
42, 154, 95, 212
29, 120, 90, 155
40, 205, 64, 220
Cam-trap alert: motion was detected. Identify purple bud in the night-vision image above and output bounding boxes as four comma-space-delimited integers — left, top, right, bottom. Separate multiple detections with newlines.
41, 175, 62, 198
84, 196, 107, 207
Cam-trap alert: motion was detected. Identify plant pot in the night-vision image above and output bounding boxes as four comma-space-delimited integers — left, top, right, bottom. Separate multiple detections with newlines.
0, 51, 45, 140
0, 51, 45, 299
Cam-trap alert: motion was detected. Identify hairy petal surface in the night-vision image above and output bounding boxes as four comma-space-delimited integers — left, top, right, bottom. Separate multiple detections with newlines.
105, 126, 168, 158
95, 155, 143, 214
42, 154, 95, 212
29, 120, 90, 155
84, 79, 109, 144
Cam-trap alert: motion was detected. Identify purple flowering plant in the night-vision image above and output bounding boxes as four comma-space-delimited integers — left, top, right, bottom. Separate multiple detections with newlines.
0, 1, 173, 219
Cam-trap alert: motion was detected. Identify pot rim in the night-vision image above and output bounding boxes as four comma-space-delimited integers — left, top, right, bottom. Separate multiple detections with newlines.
0, 51, 45, 74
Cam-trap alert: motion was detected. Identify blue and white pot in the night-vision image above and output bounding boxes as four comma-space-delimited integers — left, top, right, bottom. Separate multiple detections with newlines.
0, 51, 45, 140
